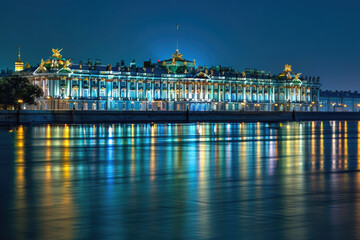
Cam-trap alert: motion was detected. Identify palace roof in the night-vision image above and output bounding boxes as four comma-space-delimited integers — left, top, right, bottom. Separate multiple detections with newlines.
26, 48, 320, 86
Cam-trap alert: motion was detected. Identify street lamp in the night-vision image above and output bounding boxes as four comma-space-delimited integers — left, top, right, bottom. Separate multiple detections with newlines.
17, 99, 24, 110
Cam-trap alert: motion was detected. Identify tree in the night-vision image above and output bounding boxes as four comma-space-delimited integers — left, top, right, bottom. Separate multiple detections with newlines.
0, 76, 43, 110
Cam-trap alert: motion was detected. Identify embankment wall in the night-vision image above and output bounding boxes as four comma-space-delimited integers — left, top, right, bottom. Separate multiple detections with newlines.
1, 110, 360, 125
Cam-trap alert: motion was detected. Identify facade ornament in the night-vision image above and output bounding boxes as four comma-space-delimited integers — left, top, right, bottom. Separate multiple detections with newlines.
40, 58, 46, 72
286, 72, 292, 80
63, 59, 72, 69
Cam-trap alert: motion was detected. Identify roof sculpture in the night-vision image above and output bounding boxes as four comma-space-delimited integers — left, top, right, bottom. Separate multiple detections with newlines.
277, 64, 302, 85
35, 48, 72, 74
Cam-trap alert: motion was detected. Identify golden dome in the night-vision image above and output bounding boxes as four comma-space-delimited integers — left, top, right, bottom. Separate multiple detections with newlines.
15, 57, 23, 63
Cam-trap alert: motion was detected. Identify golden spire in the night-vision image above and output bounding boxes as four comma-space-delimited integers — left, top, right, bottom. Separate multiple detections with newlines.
15, 46, 24, 72
16, 46, 22, 62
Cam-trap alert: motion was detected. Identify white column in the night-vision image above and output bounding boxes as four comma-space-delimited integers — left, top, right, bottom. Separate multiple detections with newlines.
250, 86, 253, 102
243, 85, 246, 101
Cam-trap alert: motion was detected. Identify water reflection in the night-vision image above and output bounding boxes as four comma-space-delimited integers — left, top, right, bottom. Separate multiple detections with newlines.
2, 121, 360, 239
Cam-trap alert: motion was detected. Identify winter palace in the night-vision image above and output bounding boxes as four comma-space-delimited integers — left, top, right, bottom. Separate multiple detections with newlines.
13, 46, 322, 111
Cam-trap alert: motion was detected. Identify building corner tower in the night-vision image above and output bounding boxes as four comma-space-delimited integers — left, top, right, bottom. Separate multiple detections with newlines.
15, 46, 24, 72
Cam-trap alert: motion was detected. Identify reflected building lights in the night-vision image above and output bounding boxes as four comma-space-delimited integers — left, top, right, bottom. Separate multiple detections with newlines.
256, 123, 262, 177
63, 124, 70, 180
332, 121, 337, 170
150, 124, 157, 181
45, 124, 52, 179
358, 122, 360, 168
198, 129, 210, 239
344, 121, 348, 170
319, 121, 324, 170
9, 121, 360, 239
338, 122, 343, 169
14, 125, 26, 236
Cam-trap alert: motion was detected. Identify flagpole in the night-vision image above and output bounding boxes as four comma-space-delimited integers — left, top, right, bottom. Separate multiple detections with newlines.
176, 24, 179, 51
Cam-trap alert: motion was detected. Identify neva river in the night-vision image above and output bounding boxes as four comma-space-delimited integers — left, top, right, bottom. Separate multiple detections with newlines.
1, 121, 360, 239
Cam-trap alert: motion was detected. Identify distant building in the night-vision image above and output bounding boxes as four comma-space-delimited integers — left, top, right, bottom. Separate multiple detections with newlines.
319, 90, 360, 112
0, 69, 13, 79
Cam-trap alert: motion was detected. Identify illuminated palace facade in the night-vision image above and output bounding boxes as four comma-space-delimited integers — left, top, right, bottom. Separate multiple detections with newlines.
17, 48, 321, 111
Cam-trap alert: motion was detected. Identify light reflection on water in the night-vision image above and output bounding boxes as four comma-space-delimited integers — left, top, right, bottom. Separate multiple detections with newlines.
1, 121, 360, 239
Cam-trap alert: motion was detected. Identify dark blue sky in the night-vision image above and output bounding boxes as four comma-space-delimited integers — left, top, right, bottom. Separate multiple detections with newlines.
1, 0, 359, 90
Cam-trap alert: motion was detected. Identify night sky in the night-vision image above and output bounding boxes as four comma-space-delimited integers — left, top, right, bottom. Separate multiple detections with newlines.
0, 0, 359, 90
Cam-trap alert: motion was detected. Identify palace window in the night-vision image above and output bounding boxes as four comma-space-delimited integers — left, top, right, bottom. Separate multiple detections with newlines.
83, 89, 89, 98
130, 82, 136, 89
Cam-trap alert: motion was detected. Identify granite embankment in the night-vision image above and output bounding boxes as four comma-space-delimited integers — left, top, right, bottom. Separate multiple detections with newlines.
1, 110, 360, 125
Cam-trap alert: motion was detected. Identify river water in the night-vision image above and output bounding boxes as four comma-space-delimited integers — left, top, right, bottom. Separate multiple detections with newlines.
1, 121, 360, 239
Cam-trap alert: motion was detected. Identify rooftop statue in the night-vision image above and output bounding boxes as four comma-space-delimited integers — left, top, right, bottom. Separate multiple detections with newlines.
63, 59, 72, 69
40, 58, 46, 73
294, 73, 302, 80
52, 48, 63, 59
284, 64, 292, 72
286, 72, 292, 80
171, 49, 184, 61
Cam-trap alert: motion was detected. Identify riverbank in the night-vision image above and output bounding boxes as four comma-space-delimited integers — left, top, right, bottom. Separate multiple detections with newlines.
1, 110, 360, 125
